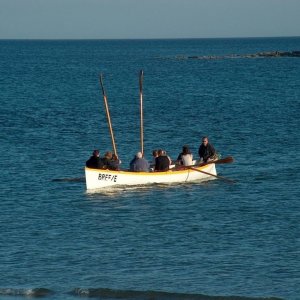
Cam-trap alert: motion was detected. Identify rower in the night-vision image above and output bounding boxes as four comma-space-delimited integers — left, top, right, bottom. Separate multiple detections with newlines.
176, 145, 193, 166
86, 150, 104, 169
198, 137, 217, 162
154, 149, 170, 171
130, 152, 149, 172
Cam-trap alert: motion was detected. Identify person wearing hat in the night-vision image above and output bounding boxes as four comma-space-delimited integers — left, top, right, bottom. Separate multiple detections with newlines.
86, 150, 104, 169
130, 152, 149, 172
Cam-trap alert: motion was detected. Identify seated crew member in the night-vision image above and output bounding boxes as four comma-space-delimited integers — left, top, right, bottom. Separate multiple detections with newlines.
129, 154, 138, 171
163, 150, 173, 165
177, 145, 193, 166
86, 150, 104, 169
155, 149, 170, 171
102, 151, 118, 170
109, 153, 121, 170
198, 136, 217, 163
130, 152, 149, 172
112, 153, 121, 165
151, 150, 158, 167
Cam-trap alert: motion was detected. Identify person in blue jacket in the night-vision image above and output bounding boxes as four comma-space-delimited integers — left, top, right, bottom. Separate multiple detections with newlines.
130, 152, 149, 172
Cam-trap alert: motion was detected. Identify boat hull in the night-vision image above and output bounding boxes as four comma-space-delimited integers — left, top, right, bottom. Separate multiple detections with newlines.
85, 164, 217, 190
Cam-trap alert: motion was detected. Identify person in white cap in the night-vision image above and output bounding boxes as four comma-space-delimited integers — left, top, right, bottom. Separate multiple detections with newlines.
129, 152, 149, 172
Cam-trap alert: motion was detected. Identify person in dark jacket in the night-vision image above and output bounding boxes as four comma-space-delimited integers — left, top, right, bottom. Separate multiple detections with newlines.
86, 150, 104, 169
155, 149, 170, 171
129, 155, 138, 171
198, 137, 216, 162
151, 149, 158, 167
110, 153, 121, 170
101, 151, 120, 170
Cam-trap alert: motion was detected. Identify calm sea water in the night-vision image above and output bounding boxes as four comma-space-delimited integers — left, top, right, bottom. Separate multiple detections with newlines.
0, 38, 299, 300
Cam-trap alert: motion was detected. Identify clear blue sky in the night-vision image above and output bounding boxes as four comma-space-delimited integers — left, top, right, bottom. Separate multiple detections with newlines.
0, 0, 299, 39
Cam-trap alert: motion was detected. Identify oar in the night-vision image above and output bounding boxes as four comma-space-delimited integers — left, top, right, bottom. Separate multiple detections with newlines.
99, 74, 118, 157
199, 156, 234, 166
139, 70, 144, 156
189, 167, 236, 183
174, 156, 235, 182
174, 156, 234, 171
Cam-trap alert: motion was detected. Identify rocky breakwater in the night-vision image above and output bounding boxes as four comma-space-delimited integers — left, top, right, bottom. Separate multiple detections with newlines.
256, 51, 300, 57
174, 51, 300, 60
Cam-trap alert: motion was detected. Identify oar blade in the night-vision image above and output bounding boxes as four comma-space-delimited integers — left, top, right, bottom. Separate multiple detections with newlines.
214, 156, 234, 164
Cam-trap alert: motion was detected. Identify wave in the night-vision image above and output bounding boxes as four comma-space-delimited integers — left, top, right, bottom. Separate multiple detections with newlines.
52, 177, 85, 182
0, 288, 53, 297
70, 288, 283, 300
0, 288, 284, 299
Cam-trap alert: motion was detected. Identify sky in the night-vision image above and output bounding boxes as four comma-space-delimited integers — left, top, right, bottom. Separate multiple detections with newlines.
0, 0, 299, 39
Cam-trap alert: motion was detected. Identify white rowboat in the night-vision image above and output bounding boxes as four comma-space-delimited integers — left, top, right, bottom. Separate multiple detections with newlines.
85, 163, 217, 190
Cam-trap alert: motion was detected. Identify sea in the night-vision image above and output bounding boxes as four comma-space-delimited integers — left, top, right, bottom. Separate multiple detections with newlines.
0, 37, 299, 300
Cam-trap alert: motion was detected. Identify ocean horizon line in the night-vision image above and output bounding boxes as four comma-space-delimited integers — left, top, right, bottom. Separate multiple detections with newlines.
0, 35, 299, 41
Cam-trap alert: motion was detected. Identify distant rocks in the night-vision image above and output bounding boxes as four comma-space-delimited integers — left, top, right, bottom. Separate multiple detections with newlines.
173, 51, 300, 61
256, 51, 300, 57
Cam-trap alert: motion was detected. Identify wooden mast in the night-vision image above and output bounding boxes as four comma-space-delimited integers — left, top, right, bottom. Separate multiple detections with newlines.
139, 70, 144, 156
99, 74, 118, 157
